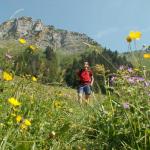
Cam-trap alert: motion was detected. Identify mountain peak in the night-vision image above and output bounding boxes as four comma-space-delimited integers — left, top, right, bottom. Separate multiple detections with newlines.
0, 16, 100, 52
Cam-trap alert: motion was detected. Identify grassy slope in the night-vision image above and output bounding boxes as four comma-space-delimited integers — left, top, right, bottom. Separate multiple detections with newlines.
0, 75, 105, 149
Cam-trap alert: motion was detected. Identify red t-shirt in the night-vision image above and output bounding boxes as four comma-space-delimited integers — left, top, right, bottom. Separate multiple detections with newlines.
78, 69, 93, 85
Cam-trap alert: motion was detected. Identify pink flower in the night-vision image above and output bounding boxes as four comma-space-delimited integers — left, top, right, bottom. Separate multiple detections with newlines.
122, 102, 130, 109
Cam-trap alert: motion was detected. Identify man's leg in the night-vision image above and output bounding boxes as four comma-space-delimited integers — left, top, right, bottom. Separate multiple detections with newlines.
84, 85, 91, 104
78, 86, 83, 104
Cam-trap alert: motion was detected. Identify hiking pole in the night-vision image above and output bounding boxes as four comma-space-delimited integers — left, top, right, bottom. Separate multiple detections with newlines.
90, 85, 96, 101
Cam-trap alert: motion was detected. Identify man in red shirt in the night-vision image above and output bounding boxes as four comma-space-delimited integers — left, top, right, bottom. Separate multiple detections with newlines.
77, 61, 94, 104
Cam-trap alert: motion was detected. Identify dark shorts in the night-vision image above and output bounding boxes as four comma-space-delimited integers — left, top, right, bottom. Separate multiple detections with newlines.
78, 84, 91, 95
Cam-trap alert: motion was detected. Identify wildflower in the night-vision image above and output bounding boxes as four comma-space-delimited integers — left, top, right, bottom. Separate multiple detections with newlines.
134, 68, 139, 71
24, 119, 31, 126
127, 77, 134, 84
54, 101, 61, 108
143, 54, 150, 59
3, 71, 13, 81
20, 123, 27, 130
8, 97, 21, 107
122, 102, 130, 109
32, 76, 37, 81
16, 115, 22, 123
129, 31, 142, 40
129, 31, 137, 40
135, 31, 142, 40
128, 67, 133, 73
135, 77, 144, 82
126, 36, 132, 43
19, 38, 26, 44
29, 45, 36, 52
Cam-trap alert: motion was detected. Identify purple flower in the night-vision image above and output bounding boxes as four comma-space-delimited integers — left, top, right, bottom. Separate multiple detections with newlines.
127, 77, 135, 84
128, 68, 133, 73
127, 76, 145, 84
122, 102, 130, 109
134, 77, 145, 82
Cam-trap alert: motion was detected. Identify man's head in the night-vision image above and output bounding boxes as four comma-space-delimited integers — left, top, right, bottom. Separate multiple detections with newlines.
84, 61, 89, 70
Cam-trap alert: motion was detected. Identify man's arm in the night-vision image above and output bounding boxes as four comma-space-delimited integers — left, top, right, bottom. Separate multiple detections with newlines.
91, 75, 94, 86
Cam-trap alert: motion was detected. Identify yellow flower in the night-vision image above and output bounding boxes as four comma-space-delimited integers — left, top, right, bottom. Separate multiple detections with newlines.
129, 31, 136, 40
135, 31, 142, 40
143, 54, 150, 59
24, 119, 31, 126
134, 68, 139, 71
8, 97, 21, 107
126, 36, 132, 43
20, 123, 27, 130
16, 115, 22, 123
3, 71, 13, 81
20, 119, 31, 130
32, 76, 37, 81
29, 45, 36, 52
54, 101, 61, 108
129, 31, 142, 40
19, 38, 26, 44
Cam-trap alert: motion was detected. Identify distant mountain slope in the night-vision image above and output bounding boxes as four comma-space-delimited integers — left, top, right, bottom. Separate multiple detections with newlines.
0, 16, 100, 52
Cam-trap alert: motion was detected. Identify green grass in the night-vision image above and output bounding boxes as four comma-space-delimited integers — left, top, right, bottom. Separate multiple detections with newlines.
1, 68, 150, 149
0, 75, 104, 150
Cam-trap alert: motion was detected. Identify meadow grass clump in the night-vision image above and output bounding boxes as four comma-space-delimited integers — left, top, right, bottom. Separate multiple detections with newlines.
81, 66, 150, 149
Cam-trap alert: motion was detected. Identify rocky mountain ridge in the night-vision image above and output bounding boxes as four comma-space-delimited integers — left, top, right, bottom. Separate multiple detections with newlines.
0, 16, 100, 52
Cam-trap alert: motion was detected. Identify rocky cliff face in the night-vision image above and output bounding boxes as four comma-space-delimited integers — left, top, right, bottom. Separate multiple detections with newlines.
0, 16, 100, 52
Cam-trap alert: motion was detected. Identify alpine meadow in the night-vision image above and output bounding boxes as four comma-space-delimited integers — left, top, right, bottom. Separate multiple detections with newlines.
0, 7, 150, 150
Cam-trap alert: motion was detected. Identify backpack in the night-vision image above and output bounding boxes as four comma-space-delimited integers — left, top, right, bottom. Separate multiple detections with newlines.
78, 69, 92, 84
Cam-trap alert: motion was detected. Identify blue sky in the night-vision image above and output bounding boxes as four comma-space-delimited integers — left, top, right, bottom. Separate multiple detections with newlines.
1, 0, 150, 52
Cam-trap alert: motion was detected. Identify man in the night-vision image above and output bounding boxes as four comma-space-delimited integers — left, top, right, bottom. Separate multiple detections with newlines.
77, 61, 94, 104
